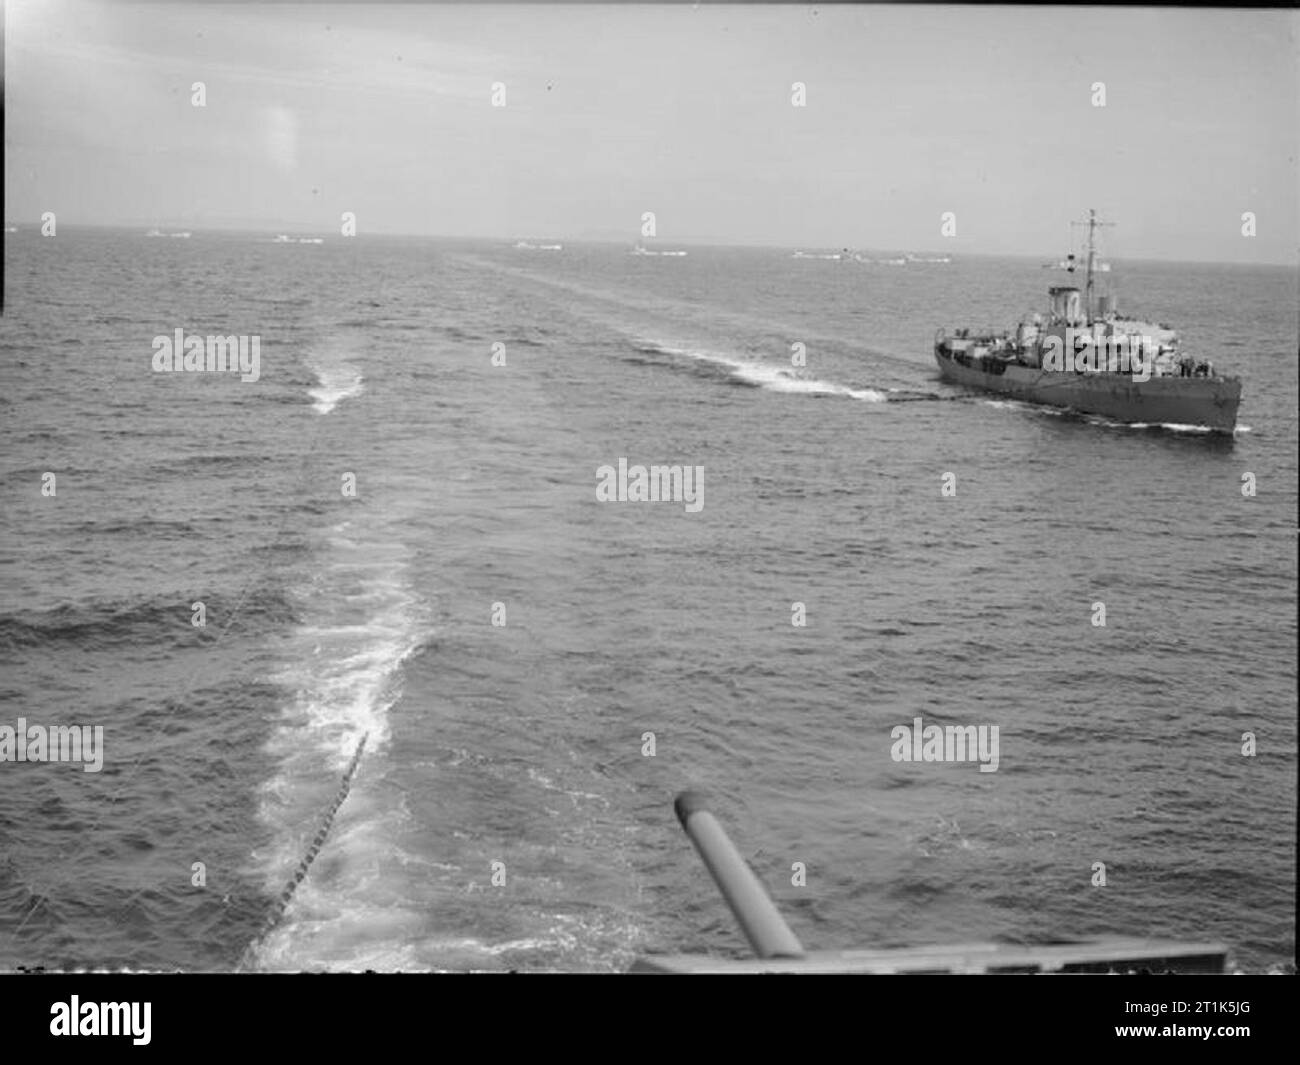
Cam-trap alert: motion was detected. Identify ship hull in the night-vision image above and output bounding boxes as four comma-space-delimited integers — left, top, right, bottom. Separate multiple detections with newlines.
934, 348, 1241, 433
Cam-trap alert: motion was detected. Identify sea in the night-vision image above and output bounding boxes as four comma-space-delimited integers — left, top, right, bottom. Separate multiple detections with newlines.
1, 228, 1295, 973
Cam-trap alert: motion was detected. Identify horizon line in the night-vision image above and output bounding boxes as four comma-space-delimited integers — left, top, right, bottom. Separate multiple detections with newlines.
4, 222, 1295, 269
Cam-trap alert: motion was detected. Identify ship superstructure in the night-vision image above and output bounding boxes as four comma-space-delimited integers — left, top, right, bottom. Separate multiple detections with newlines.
934, 211, 1241, 432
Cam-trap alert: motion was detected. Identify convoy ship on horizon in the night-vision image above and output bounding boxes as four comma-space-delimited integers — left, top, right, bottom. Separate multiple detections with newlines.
935, 211, 1243, 433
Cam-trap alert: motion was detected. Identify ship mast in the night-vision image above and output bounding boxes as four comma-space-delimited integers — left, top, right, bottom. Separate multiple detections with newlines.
1072, 209, 1113, 324
1085, 210, 1096, 320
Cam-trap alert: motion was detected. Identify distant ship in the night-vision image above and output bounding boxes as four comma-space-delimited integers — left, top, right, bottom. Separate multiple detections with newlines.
514, 240, 563, 251
146, 228, 191, 238
1042, 255, 1106, 271
829, 251, 951, 265
632, 243, 687, 257
273, 234, 323, 244
935, 210, 1241, 433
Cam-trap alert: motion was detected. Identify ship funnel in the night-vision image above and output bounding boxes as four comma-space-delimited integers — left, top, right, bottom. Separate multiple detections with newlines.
1049, 286, 1083, 326
1097, 294, 1113, 318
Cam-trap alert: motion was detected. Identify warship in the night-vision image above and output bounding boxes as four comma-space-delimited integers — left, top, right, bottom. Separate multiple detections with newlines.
935, 211, 1241, 433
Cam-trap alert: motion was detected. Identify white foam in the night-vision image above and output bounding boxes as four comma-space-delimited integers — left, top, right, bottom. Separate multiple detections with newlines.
269, 572, 422, 759
986, 399, 1236, 434
251, 532, 430, 968
641, 340, 886, 402
308, 359, 365, 414
1151, 422, 1215, 434
1099, 418, 1217, 434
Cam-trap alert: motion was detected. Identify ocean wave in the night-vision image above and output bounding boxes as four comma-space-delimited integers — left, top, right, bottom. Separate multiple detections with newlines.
0, 590, 296, 651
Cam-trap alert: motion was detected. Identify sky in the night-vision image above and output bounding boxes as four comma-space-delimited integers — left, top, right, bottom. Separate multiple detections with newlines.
4, 1, 1298, 263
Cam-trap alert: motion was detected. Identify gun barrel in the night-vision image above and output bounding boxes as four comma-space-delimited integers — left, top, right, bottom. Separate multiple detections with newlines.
674, 790, 804, 959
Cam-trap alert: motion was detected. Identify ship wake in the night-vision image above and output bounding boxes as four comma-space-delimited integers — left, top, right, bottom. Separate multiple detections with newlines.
307, 349, 365, 414
630, 340, 897, 402
246, 522, 429, 971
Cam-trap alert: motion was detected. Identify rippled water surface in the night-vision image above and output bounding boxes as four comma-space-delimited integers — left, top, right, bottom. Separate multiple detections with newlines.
1, 230, 1295, 971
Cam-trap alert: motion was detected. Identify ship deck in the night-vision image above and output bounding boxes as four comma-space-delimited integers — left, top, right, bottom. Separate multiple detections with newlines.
632, 937, 1227, 974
